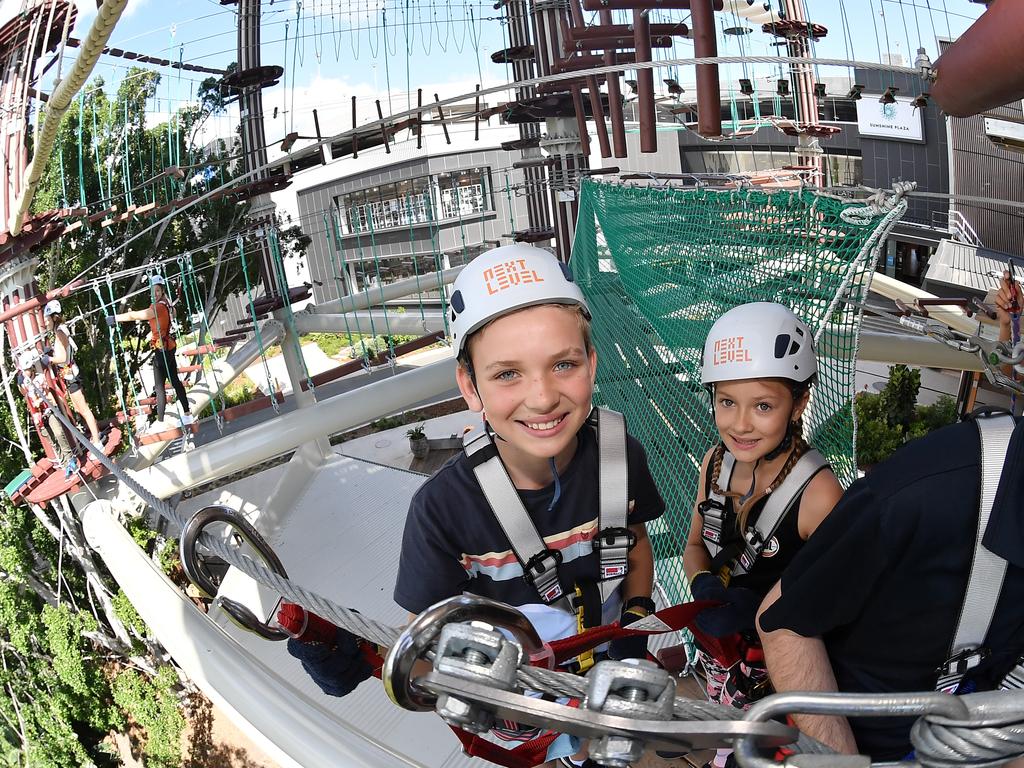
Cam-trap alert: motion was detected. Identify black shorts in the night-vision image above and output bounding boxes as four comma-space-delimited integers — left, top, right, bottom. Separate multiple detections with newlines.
64, 376, 82, 394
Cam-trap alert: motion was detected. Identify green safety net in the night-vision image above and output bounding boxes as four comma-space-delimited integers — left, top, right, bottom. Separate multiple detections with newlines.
570, 178, 906, 607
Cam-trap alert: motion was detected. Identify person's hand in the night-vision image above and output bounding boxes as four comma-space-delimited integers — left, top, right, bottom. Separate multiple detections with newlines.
608, 606, 650, 661
105, 316, 116, 327
278, 603, 373, 697
690, 571, 728, 602
994, 269, 1022, 331
695, 586, 762, 638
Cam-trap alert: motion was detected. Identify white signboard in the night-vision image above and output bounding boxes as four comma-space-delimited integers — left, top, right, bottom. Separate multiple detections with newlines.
856, 97, 925, 142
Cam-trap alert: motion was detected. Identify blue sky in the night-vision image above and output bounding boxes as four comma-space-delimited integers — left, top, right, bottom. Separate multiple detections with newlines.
64, 0, 983, 133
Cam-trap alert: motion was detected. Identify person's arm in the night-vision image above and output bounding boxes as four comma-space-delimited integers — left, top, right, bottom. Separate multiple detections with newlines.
994, 269, 1021, 376
682, 447, 716, 581
621, 518, 653, 603
757, 581, 859, 754
113, 306, 156, 322
48, 328, 70, 365
796, 468, 844, 541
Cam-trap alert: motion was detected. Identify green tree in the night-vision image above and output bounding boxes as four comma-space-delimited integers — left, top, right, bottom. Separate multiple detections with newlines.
855, 364, 957, 469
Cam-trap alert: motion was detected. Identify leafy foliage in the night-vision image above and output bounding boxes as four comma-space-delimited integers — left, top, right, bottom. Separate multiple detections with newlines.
111, 666, 185, 768
855, 364, 957, 468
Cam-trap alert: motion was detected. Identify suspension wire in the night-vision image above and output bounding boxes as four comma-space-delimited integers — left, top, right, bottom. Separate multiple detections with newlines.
237, 237, 281, 414
365, 210, 398, 365
323, 210, 369, 363
183, 254, 227, 430
94, 281, 139, 453
268, 228, 316, 394
404, 193, 427, 326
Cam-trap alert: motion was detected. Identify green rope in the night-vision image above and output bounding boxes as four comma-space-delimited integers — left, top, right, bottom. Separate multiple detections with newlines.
122, 101, 133, 207
94, 281, 137, 450
238, 237, 281, 414
325, 211, 369, 363
58, 148, 68, 208
91, 98, 105, 204
76, 92, 86, 207
452, 181, 470, 263
365, 212, 397, 362
268, 229, 315, 393
181, 255, 225, 427
351, 218, 382, 354
424, 189, 450, 338
504, 171, 514, 233
404, 193, 427, 325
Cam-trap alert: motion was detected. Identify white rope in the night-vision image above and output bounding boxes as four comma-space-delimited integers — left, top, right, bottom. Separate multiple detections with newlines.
8, 0, 130, 235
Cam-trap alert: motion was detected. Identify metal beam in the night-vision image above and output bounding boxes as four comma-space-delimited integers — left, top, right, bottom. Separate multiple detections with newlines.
293, 310, 446, 337
308, 266, 464, 315
128, 359, 457, 498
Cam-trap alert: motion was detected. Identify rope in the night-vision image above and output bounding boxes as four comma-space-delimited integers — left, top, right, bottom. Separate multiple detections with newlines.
77, 53, 928, 284
268, 229, 315, 394
324, 211, 370, 363
237, 237, 281, 414
50, 393, 831, 746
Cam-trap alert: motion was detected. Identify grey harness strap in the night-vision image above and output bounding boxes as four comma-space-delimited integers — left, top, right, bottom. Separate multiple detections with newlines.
734, 450, 828, 576
462, 407, 630, 611
702, 448, 826, 575
936, 413, 1016, 692
593, 408, 630, 602
701, 452, 736, 558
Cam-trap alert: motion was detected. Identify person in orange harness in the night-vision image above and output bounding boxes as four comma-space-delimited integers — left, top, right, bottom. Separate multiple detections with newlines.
278, 245, 666, 768
107, 275, 192, 425
680, 303, 844, 768
42, 300, 103, 447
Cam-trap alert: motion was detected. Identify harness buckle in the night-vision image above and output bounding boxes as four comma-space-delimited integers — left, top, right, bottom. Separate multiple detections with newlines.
738, 528, 765, 572
938, 647, 989, 679
592, 527, 635, 580
522, 548, 565, 604
699, 499, 728, 545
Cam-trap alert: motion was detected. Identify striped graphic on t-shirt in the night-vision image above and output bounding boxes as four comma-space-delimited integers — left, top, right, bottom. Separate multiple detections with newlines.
459, 517, 598, 582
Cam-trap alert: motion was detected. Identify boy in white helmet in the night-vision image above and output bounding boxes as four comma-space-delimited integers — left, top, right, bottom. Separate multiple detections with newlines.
391, 244, 665, 765
277, 245, 663, 765
679, 302, 843, 768
42, 299, 103, 446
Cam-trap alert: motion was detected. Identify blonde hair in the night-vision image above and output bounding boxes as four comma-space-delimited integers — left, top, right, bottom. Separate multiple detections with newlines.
709, 417, 809, 533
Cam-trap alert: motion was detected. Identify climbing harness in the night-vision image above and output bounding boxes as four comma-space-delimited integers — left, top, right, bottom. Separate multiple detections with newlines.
700, 449, 827, 582
935, 410, 1020, 693
462, 408, 632, 643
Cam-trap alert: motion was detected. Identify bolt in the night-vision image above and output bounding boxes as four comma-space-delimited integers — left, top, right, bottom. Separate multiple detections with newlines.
463, 648, 489, 666
620, 686, 648, 704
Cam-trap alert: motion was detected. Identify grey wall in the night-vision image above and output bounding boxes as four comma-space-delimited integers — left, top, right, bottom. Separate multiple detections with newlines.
855, 68, 950, 228
296, 147, 532, 306
939, 39, 1024, 256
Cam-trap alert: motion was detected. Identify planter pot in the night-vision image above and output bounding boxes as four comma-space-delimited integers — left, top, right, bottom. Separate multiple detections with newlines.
409, 436, 430, 459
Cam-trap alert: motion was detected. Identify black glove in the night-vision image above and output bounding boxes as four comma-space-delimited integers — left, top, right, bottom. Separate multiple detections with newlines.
694, 583, 761, 638
286, 626, 373, 697
608, 606, 650, 661
690, 571, 728, 601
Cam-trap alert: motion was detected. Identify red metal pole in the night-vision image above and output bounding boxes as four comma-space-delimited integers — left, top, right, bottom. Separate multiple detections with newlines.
690, 0, 722, 138
633, 10, 657, 153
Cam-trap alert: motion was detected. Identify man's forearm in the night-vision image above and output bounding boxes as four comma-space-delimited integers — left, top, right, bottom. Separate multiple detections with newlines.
758, 584, 858, 754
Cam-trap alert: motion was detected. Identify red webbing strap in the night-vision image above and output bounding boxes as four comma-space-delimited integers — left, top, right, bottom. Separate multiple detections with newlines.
453, 728, 558, 768
545, 600, 719, 665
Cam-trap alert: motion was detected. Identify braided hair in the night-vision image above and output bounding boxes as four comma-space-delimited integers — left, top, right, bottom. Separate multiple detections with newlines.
709, 416, 810, 534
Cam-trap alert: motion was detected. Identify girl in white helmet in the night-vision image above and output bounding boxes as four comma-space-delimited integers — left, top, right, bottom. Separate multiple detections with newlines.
42, 299, 103, 446
680, 302, 844, 768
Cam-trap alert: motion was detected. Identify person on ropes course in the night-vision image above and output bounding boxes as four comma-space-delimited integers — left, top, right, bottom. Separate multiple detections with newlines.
276, 244, 666, 768
680, 302, 844, 768
107, 275, 192, 426
757, 271, 1024, 763
14, 348, 77, 477
42, 299, 103, 446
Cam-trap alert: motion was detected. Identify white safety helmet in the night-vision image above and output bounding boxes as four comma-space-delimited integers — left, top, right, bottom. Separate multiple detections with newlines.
701, 302, 817, 387
43, 299, 61, 318
150, 275, 166, 288
449, 244, 590, 358
16, 349, 37, 371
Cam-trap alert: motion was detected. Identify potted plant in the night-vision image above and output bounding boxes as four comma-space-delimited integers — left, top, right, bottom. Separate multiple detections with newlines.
406, 424, 429, 459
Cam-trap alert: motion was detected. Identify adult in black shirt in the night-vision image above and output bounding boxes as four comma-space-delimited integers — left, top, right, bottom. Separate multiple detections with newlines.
757, 416, 1024, 761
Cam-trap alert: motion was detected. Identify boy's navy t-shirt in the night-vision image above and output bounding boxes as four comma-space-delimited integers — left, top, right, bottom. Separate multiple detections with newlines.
394, 424, 665, 642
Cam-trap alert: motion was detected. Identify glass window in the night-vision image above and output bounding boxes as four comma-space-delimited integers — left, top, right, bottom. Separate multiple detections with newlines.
336, 175, 436, 235
436, 168, 493, 220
